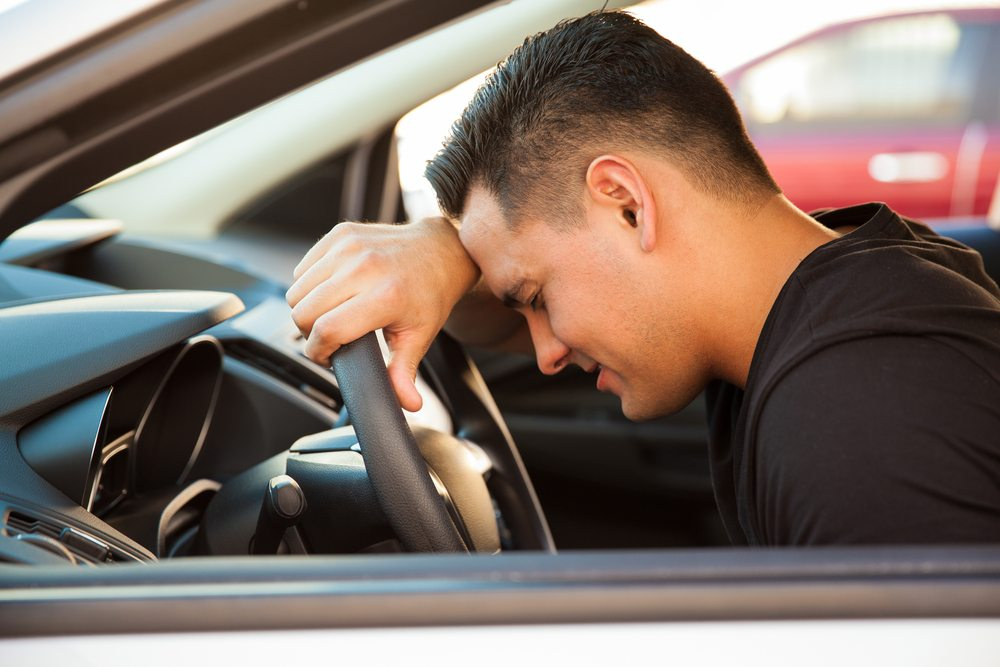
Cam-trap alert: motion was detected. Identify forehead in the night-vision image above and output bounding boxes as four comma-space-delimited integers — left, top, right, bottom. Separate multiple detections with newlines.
458, 185, 506, 246
460, 187, 525, 270
459, 187, 557, 297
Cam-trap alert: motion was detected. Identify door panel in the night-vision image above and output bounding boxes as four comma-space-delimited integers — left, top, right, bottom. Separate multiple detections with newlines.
2, 546, 999, 635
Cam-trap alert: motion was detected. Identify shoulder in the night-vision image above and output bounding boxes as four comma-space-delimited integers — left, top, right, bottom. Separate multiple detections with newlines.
795, 204, 1000, 316
752, 335, 1000, 546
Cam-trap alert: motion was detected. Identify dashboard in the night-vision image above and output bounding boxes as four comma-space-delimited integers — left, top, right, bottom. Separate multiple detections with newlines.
0, 219, 454, 565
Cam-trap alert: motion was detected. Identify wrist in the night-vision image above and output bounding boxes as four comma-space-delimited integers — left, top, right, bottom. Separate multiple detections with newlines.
420, 216, 480, 296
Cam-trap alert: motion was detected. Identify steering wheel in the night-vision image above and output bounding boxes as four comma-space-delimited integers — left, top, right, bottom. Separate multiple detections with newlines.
331, 331, 555, 553
331, 332, 465, 552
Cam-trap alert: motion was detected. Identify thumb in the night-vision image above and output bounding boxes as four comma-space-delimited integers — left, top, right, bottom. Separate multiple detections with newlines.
386, 343, 427, 413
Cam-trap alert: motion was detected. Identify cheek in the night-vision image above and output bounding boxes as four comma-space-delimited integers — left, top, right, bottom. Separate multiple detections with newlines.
542, 291, 591, 354
548, 272, 634, 354
545, 234, 650, 354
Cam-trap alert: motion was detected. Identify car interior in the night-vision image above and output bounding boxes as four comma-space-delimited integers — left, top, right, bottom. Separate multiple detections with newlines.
0, 0, 997, 647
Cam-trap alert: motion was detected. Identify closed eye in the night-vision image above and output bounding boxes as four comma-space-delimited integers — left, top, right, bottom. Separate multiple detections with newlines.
528, 291, 543, 312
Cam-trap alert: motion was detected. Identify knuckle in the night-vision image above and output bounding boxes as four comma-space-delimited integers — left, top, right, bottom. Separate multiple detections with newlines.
290, 304, 312, 333
381, 278, 404, 303
324, 224, 352, 246
310, 317, 341, 348
327, 222, 351, 238
332, 221, 365, 243
336, 235, 364, 257
285, 285, 299, 307
357, 248, 385, 272
335, 220, 361, 234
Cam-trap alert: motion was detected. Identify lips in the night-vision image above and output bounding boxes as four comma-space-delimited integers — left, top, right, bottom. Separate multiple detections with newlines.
595, 364, 609, 392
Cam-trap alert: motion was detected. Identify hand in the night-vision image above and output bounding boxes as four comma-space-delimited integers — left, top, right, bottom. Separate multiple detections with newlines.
286, 217, 479, 411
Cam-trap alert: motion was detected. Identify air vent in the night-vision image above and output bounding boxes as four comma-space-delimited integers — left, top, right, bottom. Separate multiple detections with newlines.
6, 511, 62, 540
4, 509, 143, 564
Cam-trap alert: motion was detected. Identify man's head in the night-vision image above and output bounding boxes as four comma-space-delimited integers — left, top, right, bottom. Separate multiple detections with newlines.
426, 11, 781, 419
426, 10, 778, 228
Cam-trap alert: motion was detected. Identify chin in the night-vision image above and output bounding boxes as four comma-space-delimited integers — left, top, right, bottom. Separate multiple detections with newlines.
620, 387, 697, 421
619, 395, 662, 422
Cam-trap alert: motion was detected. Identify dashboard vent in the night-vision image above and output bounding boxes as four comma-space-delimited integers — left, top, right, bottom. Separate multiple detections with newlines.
4, 509, 142, 565
6, 511, 62, 540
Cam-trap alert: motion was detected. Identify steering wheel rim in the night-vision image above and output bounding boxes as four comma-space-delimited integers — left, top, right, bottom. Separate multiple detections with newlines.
331, 332, 468, 553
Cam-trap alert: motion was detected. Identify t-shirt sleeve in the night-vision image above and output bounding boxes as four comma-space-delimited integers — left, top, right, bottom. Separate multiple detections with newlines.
754, 335, 1000, 546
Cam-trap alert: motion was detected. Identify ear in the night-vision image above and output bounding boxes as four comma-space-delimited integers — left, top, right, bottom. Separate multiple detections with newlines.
585, 155, 657, 253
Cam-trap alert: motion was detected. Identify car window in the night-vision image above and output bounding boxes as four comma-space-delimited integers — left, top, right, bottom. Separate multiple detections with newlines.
737, 14, 992, 129
395, 72, 489, 222
225, 149, 351, 242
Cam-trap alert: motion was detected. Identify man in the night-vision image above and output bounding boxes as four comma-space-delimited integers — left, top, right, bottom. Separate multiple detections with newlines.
286, 11, 1000, 545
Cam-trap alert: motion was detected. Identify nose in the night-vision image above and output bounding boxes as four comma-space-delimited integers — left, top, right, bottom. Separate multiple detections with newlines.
524, 311, 571, 375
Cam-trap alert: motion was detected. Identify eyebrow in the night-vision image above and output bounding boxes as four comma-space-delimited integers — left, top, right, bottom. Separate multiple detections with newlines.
501, 279, 527, 309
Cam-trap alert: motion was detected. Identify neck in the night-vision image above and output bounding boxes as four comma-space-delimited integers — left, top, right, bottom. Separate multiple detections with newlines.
696, 194, 840, 388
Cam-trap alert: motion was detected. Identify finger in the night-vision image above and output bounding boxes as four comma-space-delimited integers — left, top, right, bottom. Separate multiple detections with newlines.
289, 272, 359, 337
287, 232, 395, 309
290, 245, 400, 335
292, 225, 344, 282
286, 236, 356, 308
302, 291, 398, 366
386, 336, 432, 412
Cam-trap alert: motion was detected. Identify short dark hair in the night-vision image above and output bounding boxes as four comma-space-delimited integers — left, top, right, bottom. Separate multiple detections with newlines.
425, 10, 779, 227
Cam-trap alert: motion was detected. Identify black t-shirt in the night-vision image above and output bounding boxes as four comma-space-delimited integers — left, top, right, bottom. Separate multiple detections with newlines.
706, 203, 1000, 546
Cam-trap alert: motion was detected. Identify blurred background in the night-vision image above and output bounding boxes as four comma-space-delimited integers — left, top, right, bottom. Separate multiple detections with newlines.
398, 0, 1000, 226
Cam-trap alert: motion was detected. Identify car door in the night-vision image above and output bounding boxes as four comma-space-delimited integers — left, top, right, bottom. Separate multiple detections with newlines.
726, 10, 1000, 220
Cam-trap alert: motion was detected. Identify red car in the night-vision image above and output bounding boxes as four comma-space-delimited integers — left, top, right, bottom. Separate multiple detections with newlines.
723, 8, 1000, 221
